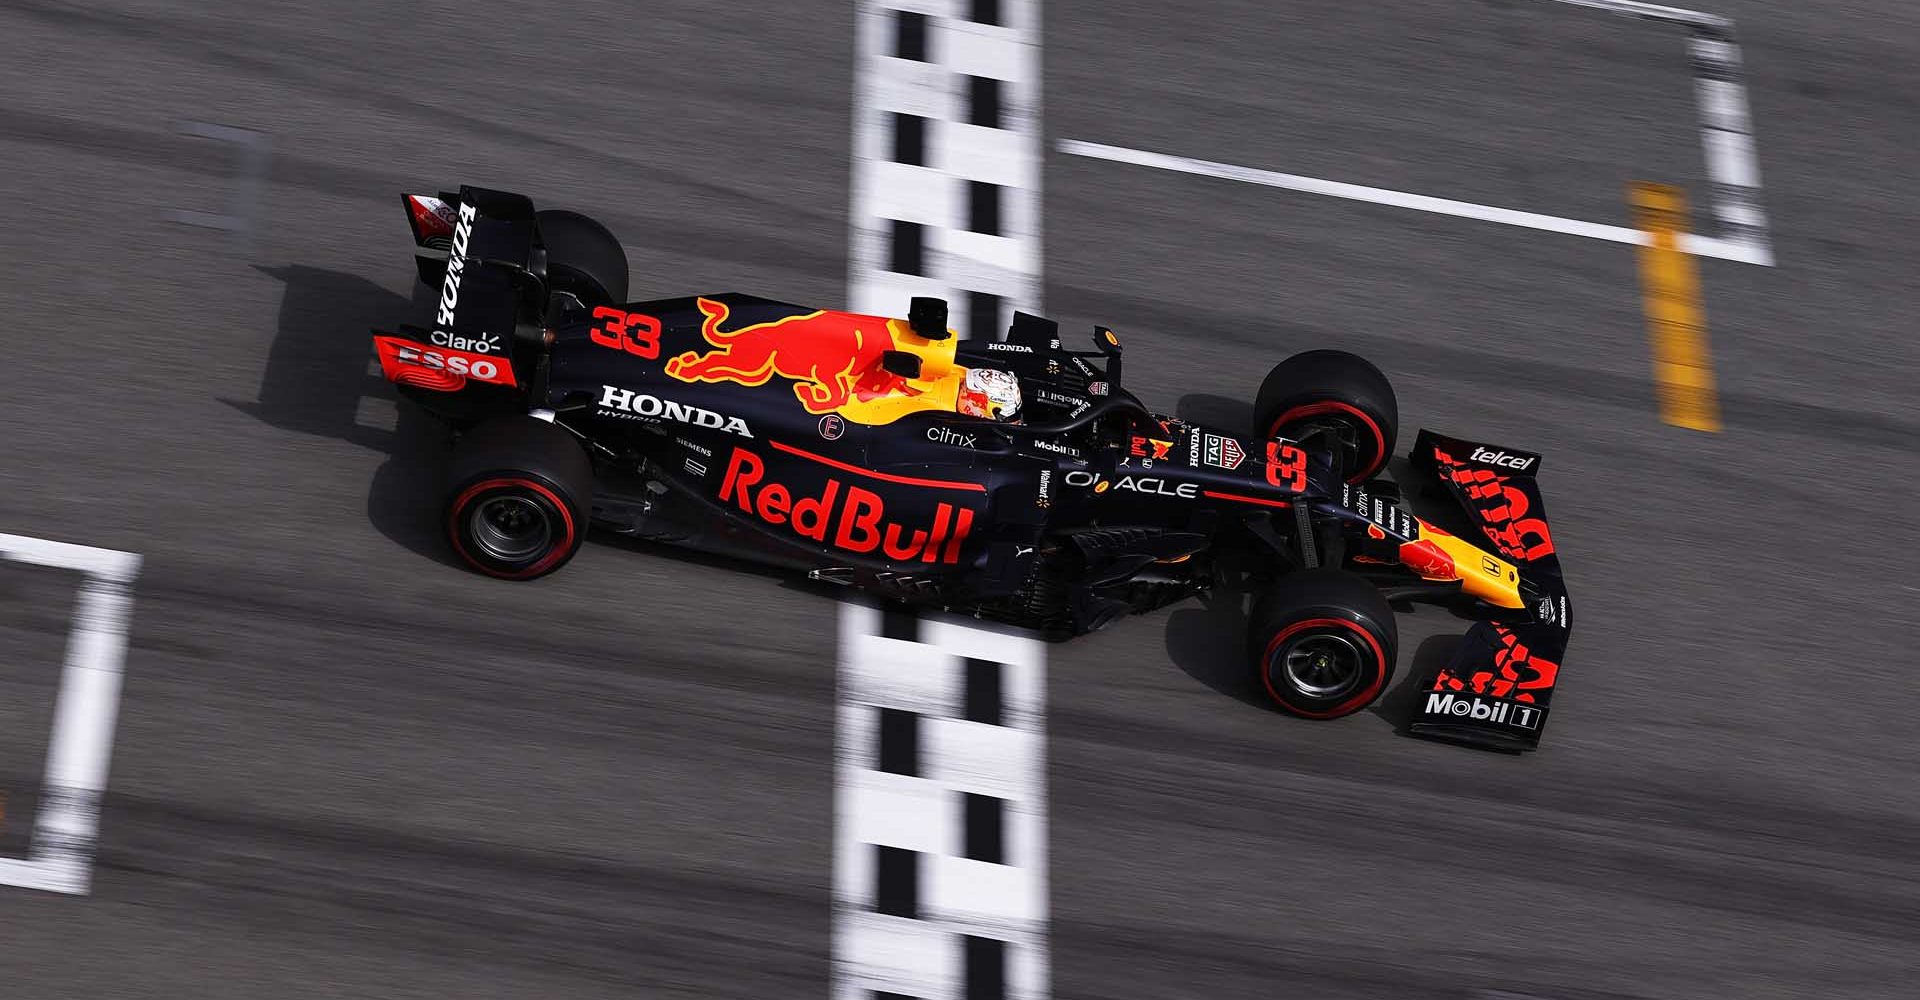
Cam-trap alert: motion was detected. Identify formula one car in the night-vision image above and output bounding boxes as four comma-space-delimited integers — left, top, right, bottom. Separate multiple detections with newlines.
374, 185, 1572, 750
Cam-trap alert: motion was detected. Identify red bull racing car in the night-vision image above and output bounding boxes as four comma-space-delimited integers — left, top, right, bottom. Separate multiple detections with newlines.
376, 185, 1572, 750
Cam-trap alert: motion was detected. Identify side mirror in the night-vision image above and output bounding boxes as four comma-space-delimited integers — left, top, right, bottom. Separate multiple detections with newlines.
909, 296, 951, 340
1092, 325, 1122, 389
880, 350, 923, 379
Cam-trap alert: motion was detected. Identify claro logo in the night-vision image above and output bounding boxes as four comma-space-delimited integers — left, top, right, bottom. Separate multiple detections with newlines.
434, 201, 479, 330
1423, 692, 1540, 730
718, 447, 976, 563
431, 329, 501, 354
598, 385, 753, 437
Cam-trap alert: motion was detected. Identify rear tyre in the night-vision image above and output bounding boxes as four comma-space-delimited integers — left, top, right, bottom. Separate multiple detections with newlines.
1247, 568, 1398, 719
537, 209, 629, 308
1252, 349, 1398, 482
444, 417, 594, 580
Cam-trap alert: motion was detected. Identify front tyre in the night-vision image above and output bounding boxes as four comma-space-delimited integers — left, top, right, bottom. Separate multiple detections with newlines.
1252, 349, 1398, 482
1247, 569, 1398, 719
444, 417, 593, 580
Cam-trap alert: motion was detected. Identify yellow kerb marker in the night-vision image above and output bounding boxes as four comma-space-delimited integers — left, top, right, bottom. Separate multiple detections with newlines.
1629, 183, 1722, 432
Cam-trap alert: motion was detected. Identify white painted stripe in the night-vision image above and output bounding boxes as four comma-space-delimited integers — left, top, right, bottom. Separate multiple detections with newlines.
1686, 31, 1772, 252
845, 769, 965, 856
838, 913, 963, 1000
1540, 0, 1729, 30
0, 533, 141, 582
849, 0, 1045, 338
0, 533, 141, 896
1542, 0, 1773, 258
832, 603, 1050, 1000
841, 632, 962, 714
869, 160, 962, 228
1058, 139, 1775, 265
926, 853, 1047, 929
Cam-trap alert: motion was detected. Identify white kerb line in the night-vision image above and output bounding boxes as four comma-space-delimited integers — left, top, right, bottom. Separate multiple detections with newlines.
847, 0, 1046, 337
1538, 0, 1729, 30
1539, 0, 1772, 262
0, 533, 141, 896
1057, 139, 1773, 266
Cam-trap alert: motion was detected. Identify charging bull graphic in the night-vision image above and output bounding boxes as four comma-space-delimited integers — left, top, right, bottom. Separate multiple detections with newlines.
667, 297, 916, 414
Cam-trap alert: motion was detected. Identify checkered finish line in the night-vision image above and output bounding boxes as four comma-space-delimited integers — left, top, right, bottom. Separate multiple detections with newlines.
849, 0, 1044, 340
832, 602, 1049, 1000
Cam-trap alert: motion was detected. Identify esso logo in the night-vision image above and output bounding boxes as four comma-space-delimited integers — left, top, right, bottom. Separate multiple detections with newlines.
397, 345, 501, 381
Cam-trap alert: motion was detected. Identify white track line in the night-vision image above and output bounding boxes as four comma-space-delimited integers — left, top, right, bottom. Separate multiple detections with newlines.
832, 603, 1049, 1000
0, 533, 141, 896
1540, 0, 1772, 262
848, 0, 1045, 339
1057, 139, 1773, 266
1542, 0, 1728, 29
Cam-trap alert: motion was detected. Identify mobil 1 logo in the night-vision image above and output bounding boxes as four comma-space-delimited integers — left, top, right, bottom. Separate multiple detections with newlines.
1422, 692, 1543, 731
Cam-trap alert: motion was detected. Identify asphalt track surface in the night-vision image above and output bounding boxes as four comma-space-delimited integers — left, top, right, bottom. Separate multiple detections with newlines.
2, 0, 1919, 997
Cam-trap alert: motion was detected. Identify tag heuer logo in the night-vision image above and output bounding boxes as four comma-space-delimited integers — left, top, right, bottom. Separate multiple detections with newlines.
1204, 434, 1245, 470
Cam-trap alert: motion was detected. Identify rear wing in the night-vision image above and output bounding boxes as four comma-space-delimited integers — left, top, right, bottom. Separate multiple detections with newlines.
376, 186, 550, 400
1406, 430, 1571, 751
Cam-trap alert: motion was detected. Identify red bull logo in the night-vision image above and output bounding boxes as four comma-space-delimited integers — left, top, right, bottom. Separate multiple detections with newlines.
719, 445, 976, 564
666, 298, 914, 414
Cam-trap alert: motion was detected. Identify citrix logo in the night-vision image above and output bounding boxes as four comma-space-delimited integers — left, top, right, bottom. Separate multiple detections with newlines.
927, 425, 978, 448
1470, 447, 1535, 471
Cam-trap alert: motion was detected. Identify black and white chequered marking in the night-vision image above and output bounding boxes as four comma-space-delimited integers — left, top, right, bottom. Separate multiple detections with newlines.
850, 0, 1043, 338
1546, 0, 1772, 262
833, 602, 1048, 1000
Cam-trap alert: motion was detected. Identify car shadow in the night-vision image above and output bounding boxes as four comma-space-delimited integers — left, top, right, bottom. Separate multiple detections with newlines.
1174, 392, 1253, 434
228, 265, 463, 570
1165, 575, 1465, 732
1372, 632, 1461, 735
1163, 588, 1268, 709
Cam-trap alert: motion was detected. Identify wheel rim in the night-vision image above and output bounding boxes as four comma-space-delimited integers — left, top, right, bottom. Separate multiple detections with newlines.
468, 494, 553, 562
1271, 401, 1386, 482
1277, 631, 1368, 700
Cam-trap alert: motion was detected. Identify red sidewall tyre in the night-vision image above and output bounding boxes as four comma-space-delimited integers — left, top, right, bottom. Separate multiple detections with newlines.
442, 417, 593, 581
1252, 350, 1398, 483
1248, 569, 1398, 719
446, 474, 582, 580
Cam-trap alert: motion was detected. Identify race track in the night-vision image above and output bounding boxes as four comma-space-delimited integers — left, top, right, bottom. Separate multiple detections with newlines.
3, 1, 1918, 997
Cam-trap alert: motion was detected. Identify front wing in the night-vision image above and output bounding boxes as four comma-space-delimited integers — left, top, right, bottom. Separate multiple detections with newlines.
1406, 430, 1571, 751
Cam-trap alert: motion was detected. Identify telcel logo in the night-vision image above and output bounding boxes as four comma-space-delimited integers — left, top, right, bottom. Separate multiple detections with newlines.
1470, 447, 1535, 471
434, 200, 479, 329
1424, 692, 1540, 730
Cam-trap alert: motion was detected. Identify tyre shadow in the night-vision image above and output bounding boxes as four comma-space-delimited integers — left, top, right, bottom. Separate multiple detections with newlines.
1174, 392, 1252, 434
1372, 632, 1461, 735
1163, 588, 1268, 709
226, 265, 461, 569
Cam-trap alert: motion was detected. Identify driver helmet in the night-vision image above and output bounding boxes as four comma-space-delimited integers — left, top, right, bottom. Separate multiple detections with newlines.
958, 367, 1022, 420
